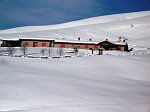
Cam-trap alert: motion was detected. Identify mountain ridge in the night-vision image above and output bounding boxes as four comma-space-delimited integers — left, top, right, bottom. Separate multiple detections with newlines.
0, 10, 150, 34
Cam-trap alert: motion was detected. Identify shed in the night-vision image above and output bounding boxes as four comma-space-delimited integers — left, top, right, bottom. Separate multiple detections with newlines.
1, 38, 21, 47
99, 40, 126, 51
99, 40, 116, 50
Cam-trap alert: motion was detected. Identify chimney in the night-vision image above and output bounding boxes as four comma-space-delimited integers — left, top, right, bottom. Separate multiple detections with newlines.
78, 37, 80, 41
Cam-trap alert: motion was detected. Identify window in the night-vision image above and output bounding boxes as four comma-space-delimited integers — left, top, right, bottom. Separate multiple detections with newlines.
117, 46, 124, 51
84, 45, 89, 49
24, 42, 29, 46
42, 42, 46, 47
94, 45, 99, 49
49, 42, 52, 47
61, 44, 65, 48
71, 44, 74, 46
33, 42, 38, 47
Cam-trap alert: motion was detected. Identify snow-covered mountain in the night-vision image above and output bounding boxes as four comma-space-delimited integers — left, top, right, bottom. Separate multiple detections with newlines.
0, 11, 150, 48
1, 11, 150, 33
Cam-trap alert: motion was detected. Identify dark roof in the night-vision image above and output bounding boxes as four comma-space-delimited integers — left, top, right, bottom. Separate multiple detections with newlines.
99, 40, 126, 46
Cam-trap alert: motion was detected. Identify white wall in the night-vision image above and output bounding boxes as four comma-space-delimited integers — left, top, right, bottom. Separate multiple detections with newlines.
0, 40, 2, 46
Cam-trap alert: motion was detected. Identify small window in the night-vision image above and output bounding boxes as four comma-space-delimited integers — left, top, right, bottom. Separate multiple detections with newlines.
84, 45, 89, 49
24, 42, 29, 46
94, 45, 99, 49
49, 42, 52, 47
61, 44, 65, 48
42, 42, 46, 47
117, 46, 124, 51
33, 42, 38, 47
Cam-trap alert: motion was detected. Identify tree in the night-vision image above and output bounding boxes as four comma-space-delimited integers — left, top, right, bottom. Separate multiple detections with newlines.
131, 24, 134, 28
40, 48, 46, 56
7, 47, 16, 56
20, 45, 28, 57
73, 46, 78, 56
48, 47, 53, 57
125, 43, 129, 52
57, 48, 64, 56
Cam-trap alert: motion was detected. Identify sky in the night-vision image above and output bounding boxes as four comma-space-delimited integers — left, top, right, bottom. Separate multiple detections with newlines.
0, 0, 150, 30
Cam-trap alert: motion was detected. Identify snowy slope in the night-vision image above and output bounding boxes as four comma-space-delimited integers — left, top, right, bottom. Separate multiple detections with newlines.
1, 10, 150, 33
0, 11, 150, 48
0, 51, 150, 112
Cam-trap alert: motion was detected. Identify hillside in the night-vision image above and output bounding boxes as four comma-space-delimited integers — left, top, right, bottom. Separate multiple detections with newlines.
0, 11, 150, 48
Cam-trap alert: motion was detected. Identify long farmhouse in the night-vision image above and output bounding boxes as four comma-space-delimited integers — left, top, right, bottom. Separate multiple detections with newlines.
0, 37, 128, 51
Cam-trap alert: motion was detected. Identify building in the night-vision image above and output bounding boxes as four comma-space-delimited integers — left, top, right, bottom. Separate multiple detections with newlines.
99, 39, 127, 51
53, 40, 99, 50
1, 39, 21, 47
0, 37, 128, 51
20, 38, 55, 47
19, 38, 99, 50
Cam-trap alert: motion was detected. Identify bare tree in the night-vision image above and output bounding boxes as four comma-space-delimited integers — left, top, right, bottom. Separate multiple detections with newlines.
48, 47, 53, 57
7, 47, 16, 56
73, 46, 78, 56
57, 48, 64, 56
20, 45, 28, 57
40, 48, 46, 56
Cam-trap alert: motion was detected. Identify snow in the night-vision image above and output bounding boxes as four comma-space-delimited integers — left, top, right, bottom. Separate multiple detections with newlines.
0, 11, 150, 112
0, 50, 150, 112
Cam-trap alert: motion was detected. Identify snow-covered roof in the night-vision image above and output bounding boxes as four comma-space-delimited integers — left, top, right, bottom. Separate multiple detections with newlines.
0, 37, 55, 41
114, 41, 126, 45
1, 38, 19, 41
55, 39, 99, 44
19, 37, 55, 41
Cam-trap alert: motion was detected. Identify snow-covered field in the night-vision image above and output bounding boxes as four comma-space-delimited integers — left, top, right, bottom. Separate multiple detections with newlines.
0, 11, 150, 112
0, 50, 150, 112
